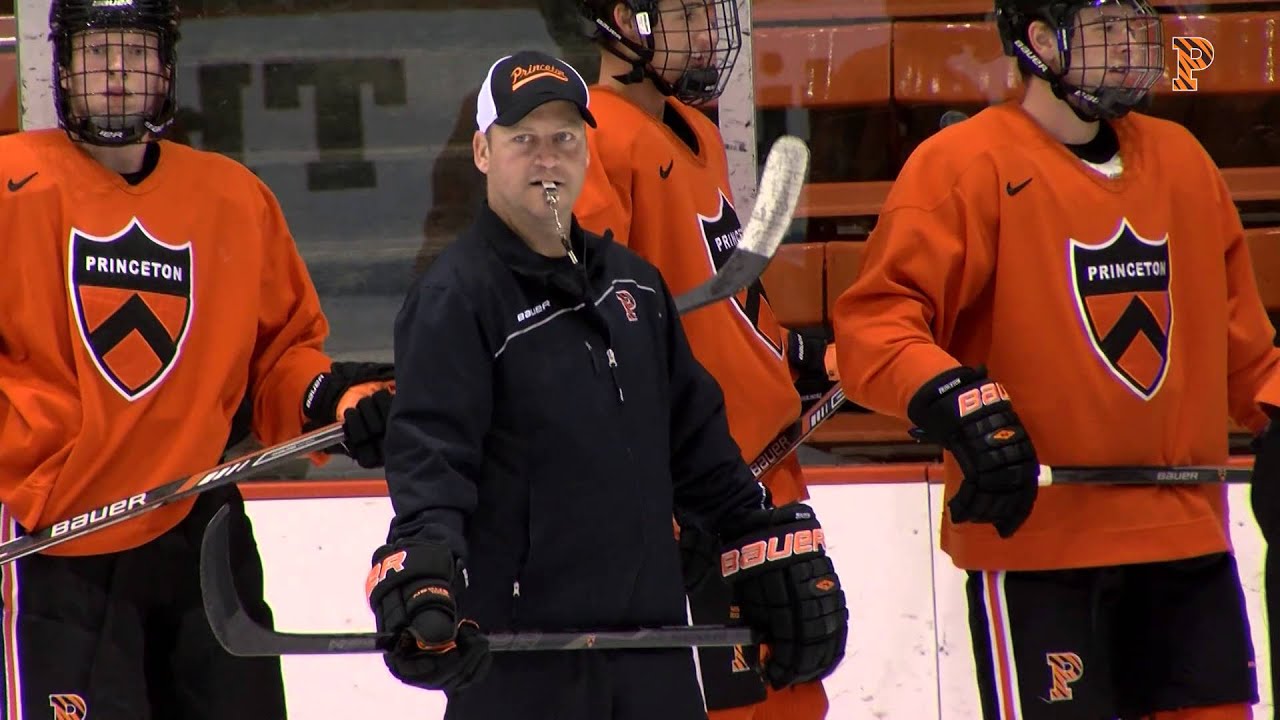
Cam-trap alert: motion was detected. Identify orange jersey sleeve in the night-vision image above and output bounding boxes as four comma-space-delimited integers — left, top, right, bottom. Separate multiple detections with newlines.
575, 87, 805, 503
833, 102, 1280, 571
245, 183, 333, 447
0, 131, 330, 556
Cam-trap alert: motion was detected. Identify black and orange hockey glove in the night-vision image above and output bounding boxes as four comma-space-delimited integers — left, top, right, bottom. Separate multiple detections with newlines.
786, 329, 838, 406
907, 365, 1039, 538
719, 503, 848, 690
302, 361, 394, 468
366, 540, 491, 692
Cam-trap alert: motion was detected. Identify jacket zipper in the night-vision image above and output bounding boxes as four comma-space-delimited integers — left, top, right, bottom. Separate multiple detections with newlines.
606, 348, 624, 403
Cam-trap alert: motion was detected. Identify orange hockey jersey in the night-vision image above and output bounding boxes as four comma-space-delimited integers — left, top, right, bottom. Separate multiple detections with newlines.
0, 130, 333, 556
833, 102, 1280, 571
575, 87, 805, 504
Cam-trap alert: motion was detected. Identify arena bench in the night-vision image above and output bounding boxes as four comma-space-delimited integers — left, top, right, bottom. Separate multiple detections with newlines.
753, 24, 891, 110
753, 0, 990, 24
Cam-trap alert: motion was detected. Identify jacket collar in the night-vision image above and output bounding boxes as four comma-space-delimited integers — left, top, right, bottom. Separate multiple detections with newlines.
475, 200, 609, 281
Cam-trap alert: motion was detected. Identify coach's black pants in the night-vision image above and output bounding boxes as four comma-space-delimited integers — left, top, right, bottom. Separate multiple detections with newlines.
0, 487, 287, 719
967, 552, 1256, 720
444, 648, 708, 720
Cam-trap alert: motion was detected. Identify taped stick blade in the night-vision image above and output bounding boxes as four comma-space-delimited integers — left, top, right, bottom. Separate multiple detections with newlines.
674, 135, 810, 315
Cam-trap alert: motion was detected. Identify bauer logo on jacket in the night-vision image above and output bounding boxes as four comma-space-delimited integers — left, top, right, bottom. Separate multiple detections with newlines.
1068, 217, 1172, 401
68, 218, 194, 402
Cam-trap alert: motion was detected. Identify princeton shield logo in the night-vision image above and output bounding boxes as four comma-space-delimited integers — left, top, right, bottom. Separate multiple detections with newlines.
69, 218, 193, 402
697, 190, 783, 356
1069, 218, 1171, 400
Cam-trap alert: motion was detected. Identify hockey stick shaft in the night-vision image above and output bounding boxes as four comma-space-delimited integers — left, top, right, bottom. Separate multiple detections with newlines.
1038, 464, 1251, 486
747, 383, 845, 479
672, 135, 809, 315
0, 423, 346, 566
219, 626, 759, 657
199, 506, 758, 657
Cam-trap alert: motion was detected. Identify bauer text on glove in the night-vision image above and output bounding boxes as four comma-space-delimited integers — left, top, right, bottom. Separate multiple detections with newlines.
720, 502, 848, 689
907, 365, 1039, 538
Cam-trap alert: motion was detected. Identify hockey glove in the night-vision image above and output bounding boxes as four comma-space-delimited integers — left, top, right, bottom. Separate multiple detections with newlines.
303, 361, 395, 468
786, 329, 837, 406
907, 365, 1039, 539
366, 540, 491, 693
1250, 409, 1280, 544
720, 503, 848, 690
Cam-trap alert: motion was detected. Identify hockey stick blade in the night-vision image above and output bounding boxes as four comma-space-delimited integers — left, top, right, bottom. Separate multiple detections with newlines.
748, 383, 845, 479
673, 135, 810, 315
199, 506, 759, 657
1038, 464, 1252, 486
0, 422, 346, 566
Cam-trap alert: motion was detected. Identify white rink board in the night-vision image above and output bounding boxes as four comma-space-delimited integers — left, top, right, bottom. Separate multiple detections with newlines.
247, 483, 1272, 719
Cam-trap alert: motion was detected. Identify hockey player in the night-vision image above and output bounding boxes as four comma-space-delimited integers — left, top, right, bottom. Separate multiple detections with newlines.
571, 2, 837, 716
368, 50, 847, 720
0, 1, 394, 717
833, 1, 1276, 718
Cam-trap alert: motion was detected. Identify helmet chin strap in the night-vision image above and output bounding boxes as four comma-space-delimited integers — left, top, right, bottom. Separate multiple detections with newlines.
672, 66, 720, 97
603, 42, 677, 97
1047, 79, 1102, 122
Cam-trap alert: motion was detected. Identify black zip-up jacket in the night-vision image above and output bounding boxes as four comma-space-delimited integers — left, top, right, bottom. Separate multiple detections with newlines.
383, 202, 767, 633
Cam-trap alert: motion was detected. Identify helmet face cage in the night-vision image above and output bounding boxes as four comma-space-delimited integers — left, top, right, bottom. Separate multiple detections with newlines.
589, 0, 742, 106
50, 0, 180, 146
1002, 0, 1164, 120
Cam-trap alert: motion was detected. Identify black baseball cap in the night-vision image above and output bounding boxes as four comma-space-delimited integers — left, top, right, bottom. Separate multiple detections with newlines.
475, 50, 597, 133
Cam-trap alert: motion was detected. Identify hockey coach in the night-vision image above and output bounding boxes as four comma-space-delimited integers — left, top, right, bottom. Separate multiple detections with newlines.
365, 50, 848, 719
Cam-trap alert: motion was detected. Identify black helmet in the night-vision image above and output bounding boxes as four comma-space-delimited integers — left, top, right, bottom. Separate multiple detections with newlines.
579, 0, 741, 106
49, 0, 180, 145
994, 0, 1163, 120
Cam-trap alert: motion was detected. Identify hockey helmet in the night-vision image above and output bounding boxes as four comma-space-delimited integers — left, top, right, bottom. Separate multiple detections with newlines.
579, 0, 741, 106
49, 0, 181, 145
994, 0, 1164, 120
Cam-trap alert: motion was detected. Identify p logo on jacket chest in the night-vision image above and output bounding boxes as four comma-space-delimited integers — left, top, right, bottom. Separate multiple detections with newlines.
615, 290, 639, 322
68, 218, 194, 402
1068, 217, 1172, 401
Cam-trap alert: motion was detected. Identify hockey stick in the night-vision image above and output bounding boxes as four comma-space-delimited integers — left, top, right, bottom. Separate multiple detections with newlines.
0, 422, 347, 566
199, 505, 759, 657
1037, 464, 1251, 486
747, 383, 845, 479
672, 135, 810, 315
